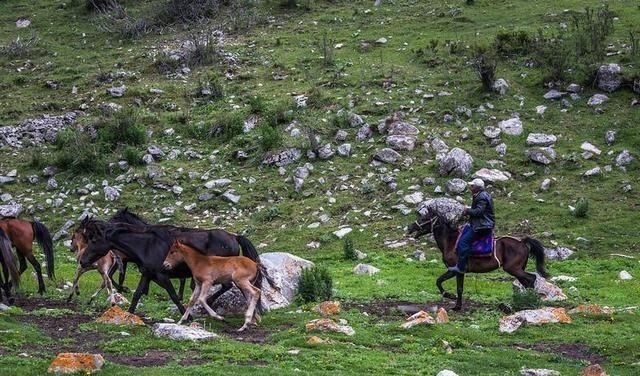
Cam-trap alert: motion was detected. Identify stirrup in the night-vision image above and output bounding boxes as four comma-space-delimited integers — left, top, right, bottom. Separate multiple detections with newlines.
447, 265, 465, 274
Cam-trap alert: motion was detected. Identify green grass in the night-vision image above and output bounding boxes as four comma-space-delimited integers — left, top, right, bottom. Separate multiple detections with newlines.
1, 0, 640, 374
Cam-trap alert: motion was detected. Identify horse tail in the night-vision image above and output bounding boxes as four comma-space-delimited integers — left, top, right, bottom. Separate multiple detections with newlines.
31, 221, 55, 279
237, 235, 260, 263
253, 263, 277, 315
523, 237, 549, 278
0, 229, 20, 292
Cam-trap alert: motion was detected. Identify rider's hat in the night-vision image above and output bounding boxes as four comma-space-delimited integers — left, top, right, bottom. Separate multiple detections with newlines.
468, 178, 485, 189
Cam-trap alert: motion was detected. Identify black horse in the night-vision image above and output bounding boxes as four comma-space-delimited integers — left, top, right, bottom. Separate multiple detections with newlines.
408, 210, 548, 311
78, 216, 261, 314
0, 228, 20, 304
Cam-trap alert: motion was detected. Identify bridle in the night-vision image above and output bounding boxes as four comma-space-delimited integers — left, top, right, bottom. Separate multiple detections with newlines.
413, 214, 439, 235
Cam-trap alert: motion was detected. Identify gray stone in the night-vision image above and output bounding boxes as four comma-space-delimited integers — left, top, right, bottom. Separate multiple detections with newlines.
355, 124, 373, 141
16, 18, 31, 28
483, 126, 501, 139
580, 142, 601, 156
221, 190, 240, 204
566, 83, 582, 93
436, 370, 459, 376
596, 63, 622, 92
46, 178, 58, 190
337, 143, 351, 157
353, 263, 380, 275
514, 275, 567, 301
544, 247, 574, 261
473, 168, 511, 183
386, 135, 416, 151
427, 137, 449, 154
373, 148, 402, 164
619, 270, 633, 280
0, 176, 15, 184
525, 147, 556, 165
495, 143, 507, 156
104, 186, 120, 201
152, 323, 217, 340
583, 167, 602, 177
498, 117, 523, 136
204, 179, 232, 189
446, 178, 467, 194
348, 113, 365, 127
142, 154, 155, 164
198, 192, 215, 201
437, 148, 473, 177
540, 178, 552, 191
0, 112, 78, 148
615, 150, 634, 167
422, 177, 436, 186
403, 192, 424, 204
0, 193, 12, 202
587, 94, 609, 106
0, 203, 23, 217
604, 130, 616, 145
333, 228, 352, 239
520, 368, 561, 376
492, 78, 509, 95
388, 122, 419, 136
526, 133, 557, 147
262, 148, 302, 167
294, 166, 310, 179
543, 90, 566, 100
107, 86, 127, 97
317, 144, 334, 159
335, 129, 348, 141
412, 251, 426, 261
147, 145, 165, 159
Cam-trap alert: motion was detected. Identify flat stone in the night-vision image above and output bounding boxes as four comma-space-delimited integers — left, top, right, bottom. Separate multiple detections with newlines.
152, 323, 217, 340
353, 263, 379, 275
498, 117, 523, 136
526, 133, 557, 147
333, 227, 352, 239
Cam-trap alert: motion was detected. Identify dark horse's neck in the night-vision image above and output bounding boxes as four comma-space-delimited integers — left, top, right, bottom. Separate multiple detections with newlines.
433, 218, 460, 256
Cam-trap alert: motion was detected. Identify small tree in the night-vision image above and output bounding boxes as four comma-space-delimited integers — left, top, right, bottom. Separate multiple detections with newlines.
343, 237, 356, 260
472, 45, 497, 91
296, 266, 333, 303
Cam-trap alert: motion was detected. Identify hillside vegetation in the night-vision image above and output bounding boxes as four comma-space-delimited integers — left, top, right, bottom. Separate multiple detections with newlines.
0, 0, 639, 375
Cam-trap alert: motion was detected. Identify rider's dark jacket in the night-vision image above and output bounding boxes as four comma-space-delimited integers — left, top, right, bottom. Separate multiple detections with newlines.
467, 189, 495, 231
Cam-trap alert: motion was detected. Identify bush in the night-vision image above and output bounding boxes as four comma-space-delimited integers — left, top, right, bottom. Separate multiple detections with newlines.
471, 45, 497, 91
248, 95, 267, 115
97, 110, 147, 147
296, 266, 333, 303
123, 146, 144, 166
184, 31, 224, 68
343, 237, 356, 260
573, 197, 589, 218
0, 33, 40, 59
209, 111, 245, 141
53, 129, 105, 173
93, 1, 150, 39
493, 30, 533, 57
533, 30, 571, 83
512, 288, 542, 311
264, 100, 294, 126
258, 124, 283, 151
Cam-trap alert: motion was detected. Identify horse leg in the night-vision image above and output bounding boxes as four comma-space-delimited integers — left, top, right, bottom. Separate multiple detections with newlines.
25, 252, 46, 294
154, 274, 186, 315
436, 270, 458, 300
237, 281, 260, 332
177, 278, 186, 301
178, 283, 201, 324
128, 274, 151, 314
452, 273, 465, 311
67, 266, 86, 302
198, 281, 225, 321
17, 253, 27, 275
89, 280, 106, 305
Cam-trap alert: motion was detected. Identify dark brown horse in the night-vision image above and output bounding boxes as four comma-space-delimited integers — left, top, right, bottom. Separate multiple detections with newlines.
0, 218, 54, 294
407, 210, 549, 311
0, 228, 20, 303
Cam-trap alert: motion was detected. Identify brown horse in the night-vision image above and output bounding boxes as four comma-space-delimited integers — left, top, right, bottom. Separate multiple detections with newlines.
67, 229, 123, 305
0, 218, 55, 294
0, 228, 20, 303
163, 241, 276, 331
407, 210, 549, 311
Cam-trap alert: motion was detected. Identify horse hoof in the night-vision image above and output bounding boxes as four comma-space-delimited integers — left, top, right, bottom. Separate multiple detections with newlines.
452, 305, 462, 312
237, 326, 247, 332
443, 292, 456, 300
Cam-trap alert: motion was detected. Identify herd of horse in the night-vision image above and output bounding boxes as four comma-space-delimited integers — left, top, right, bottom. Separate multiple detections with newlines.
0, 207, 550, 326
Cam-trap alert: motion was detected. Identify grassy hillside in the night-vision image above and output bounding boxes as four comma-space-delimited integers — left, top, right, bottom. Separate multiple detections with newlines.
1, 0, 639, 375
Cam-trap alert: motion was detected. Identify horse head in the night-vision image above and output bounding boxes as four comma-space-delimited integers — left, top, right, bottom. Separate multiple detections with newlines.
407, 210, 436, 239
78, 220, 111, 268
110, 207, 149, 226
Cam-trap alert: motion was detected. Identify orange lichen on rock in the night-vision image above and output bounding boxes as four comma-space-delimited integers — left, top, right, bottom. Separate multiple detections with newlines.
580, 364, 609, 376
47, 353, 105, 374
435, 307, 449, 324
316, 301, 341, 316
96, 305, 144, 326
569, 304, 614, 316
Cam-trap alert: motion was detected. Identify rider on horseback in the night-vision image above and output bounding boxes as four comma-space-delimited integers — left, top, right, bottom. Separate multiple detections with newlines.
448, 178, 495, 274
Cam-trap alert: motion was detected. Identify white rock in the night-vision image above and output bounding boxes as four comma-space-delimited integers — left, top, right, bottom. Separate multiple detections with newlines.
333, 228, 352, 239
204, 179, 232, 189
513, 275, 566, 301
403, 192, 424, 204
619, 270, 633, 280
498, 117, 523, 136
520, 368, 560, 376
473, 168, 511, 183
587, 94, 609, 106
526, 133, 557, 147
152, 323, 217, 340
353, 264, 380, 275
580, 142, 601, 155
436, 370, 459, 376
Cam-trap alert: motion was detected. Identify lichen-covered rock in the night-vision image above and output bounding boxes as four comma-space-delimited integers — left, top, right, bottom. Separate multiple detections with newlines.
569, 304, 613, 316
262, 148, 302, 167
526, 147, 556, 165
526, 133, 557, 147
416, 197, 466, 223
438, 147, 473, 177
305, 318, 355, 336
0, 203, 23, 217
472, 168, 511, 183
315, 301, 341, 316
513, 275, 567, 301
401, 310, 435, 328
96, 306, 144, 326
48, 353, 105, 374
499, 307, 571, 333
596, 63, 622, 92
498, 117, 523, 136
580, 364, 609, 376
353, 263, 380, 275
373, 148, 402, 164
152, 323, 217, 341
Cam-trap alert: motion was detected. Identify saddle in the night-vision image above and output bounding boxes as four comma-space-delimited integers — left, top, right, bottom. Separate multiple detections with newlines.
455, 224, 495, 258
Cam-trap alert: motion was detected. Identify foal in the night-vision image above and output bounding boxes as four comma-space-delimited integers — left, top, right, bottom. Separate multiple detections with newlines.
67, 230, 123, 305
163, 241, 274, 332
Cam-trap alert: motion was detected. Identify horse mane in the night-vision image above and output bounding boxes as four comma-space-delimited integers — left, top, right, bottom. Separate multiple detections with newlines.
110, 207, 149, 225
432, 212, 458, 233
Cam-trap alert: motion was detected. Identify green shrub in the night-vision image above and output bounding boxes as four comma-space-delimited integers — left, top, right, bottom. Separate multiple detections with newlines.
258, 125, 283, 151
264, 100, 293, 126
296, 266, 333, 303
53, 129, 105, 173
248, 96, 267, 114
97, 110, 147, 147
0, 33, 40, 59
343, 237, 356, 260
209, 111, 245, 141
493, 30, 533, 57
512, 288, 542, 311
471, 44, 497, 91
123, 146, 144, 166
573, 197, 589, 218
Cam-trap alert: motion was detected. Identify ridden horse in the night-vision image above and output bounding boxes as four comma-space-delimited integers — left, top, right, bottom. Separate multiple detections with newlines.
0, 229, 20, 303
67, 228, 123, 305
0, 218, 55, 294
163, 240, 277, 331
407, 210, 549, 311
78, 217, 262, 314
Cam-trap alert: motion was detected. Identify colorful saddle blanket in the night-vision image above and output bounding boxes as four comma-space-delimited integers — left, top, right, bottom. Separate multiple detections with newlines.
456, 224, 494, 257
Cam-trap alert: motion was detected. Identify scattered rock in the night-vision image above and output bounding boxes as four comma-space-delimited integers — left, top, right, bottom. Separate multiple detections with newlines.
435, 307, 449, 323
317, 144, 335, 159
337, 143, 351, 157
401, 310, 435, 328
580, 364, 609, 376
526, 133, 557, 147
47, 353, 105, 374
580, 142, 601, 156
305, 318, 355, 336
436, 370, 459, 376
416, 197, 466, 223
619, 270, 633, 280
568, 304, 613, 316
615, 150, 634, 167
483, 126, 501, 139
16, 18, 31, 28
543, 90, 566, 100
583, 167, 602, 177
353, 263, 380, 275
204, 179, 232, 189
473, 168, 511, 183
526, 147, 556, 165
403, 191, 424, 204
373, 148, 402, 164
221, 190, 240, 204
604, 130, 616, 145
544, 247, 573, 261
96, 306, 144, 326
315, 301, 341, 316
333, 227, 352, 239
596, 63, 622, 92
107, 86, 127, 97
446, 178, 467, 194
499, 307, 571, 333
520, 368, 560, 376
513, 275, 567, 301
103, 186, 120, 201
152, 323, 217, 341
493, 78, 509, 95
262, 148, 302, 167
0, 112, 78, 148
386, 135, 416, 151
498, 117, 523, 136
0, 204, 22, 217
438, 147, 473, 177
587, 94, 609, 107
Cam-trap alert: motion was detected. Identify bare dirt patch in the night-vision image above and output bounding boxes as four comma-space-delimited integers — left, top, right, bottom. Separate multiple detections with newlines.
107, 350, 173, 367
343, 298, 494, 320
516, 342, 609, 364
